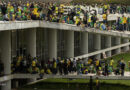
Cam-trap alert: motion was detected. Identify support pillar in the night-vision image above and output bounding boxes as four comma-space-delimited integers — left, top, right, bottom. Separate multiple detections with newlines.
105, 36, 111, 57
80, 32, 88, 61
15, 80, 19, 88
65, 31, 74, 58
94, 34, 101, 60
123, 38, 129, 52
48, 29, 57, 59
115, 37, 121, 54
0, 31, 11, 90
2, 81, 11, 90
25, 29, 36, 57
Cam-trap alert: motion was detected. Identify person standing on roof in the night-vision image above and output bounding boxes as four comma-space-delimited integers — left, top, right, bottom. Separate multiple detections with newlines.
76, 5, 81, 16
102, 12, 107, 25
122, 15, 127, 31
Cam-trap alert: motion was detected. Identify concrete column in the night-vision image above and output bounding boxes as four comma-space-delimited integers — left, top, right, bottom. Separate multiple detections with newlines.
1, 81, 11, 90
105, 36, 111, 57
94, 34, 101, 60
0, 31, 11, 90
15, 81, 19, 88
115, 37, 121, 54
48, 29, 57, 59
65, 31, 74, 58
80, 32, 88, 61
25, 29, 36, 57
123, 38, 129, 52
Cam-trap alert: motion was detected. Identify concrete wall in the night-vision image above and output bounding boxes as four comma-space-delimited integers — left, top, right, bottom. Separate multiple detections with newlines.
0, 21, 130, 38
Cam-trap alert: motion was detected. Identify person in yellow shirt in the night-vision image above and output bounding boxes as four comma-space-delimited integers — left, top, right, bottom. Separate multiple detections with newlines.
104, 4, 108, 12
88, 15, 92, 27
33, 8, 38, 15
36, 12, 40, 19
95, 59, 100, 73
83, 67, 88, 74
102, 13, 107, 24
110, 58, 114, 68
35, 67, 40, 74
55, 6, 59, 15
32, 60, 36, 68
27, 1, 30, 7
102, 14, 107, 20
96, 77, 100, 90
40, 68, 44, 78
122, 15, 127, 31
75, 16, 80, 26
88, 58, 92, 65
52, 60, 57, 74
47, 68, 52, 74
60, 6, 64, 15
96, 59, 99, 67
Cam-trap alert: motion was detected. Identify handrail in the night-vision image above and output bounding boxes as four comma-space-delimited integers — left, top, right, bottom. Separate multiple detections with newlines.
74, 42, 130, 60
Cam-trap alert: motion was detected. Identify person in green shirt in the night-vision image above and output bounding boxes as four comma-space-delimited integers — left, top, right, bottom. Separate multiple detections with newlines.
127, 17, 130, 31
21, 13, 27, 20
0, 12, 3, 21
23, 6, 27, 13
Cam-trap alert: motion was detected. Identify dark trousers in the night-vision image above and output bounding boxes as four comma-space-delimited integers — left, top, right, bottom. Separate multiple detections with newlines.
123, 24, 126, 31
121, 69, 124, 76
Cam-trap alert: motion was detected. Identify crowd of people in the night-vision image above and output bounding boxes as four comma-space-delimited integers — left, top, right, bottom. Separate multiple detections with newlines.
0, 1, 129, 31
10, 54, 128, 77
0, 1, 130, 77
0, 46, 129, 77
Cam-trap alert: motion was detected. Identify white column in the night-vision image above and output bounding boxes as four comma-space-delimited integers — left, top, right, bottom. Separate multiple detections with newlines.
80, 32, 88, 61
25, 29, 36, 57
2, 81, 11, 90
105, 36, 111, 57
65, 31, 74, 58
115, 37, 121, 54
94, 34, 101, 60
48, 29, 57, 59
0, 31, 11, 90
123, 38, 129, 52
15, 81, 19, 88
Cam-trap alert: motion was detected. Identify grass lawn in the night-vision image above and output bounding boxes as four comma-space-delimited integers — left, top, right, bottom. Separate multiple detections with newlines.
103, 52, 130, 71
39, 78, 130, 86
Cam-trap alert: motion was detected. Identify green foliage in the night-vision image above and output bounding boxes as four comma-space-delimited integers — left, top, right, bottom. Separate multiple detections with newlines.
104, 52, 130, 71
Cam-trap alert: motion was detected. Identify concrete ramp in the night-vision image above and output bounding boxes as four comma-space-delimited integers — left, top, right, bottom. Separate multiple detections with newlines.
1, 74, 130, 83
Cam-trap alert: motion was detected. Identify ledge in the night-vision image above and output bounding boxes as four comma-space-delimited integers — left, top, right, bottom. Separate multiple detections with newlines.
0, 20, 130, 38
1, 74, 130, 82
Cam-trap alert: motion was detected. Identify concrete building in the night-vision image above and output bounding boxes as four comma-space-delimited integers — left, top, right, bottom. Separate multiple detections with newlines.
0, 20, 130, 90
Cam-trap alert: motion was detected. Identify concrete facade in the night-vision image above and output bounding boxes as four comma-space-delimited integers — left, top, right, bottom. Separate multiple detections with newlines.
0, 31, 11, 90
0, 21, 130, 89
0, 21, 129, 39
